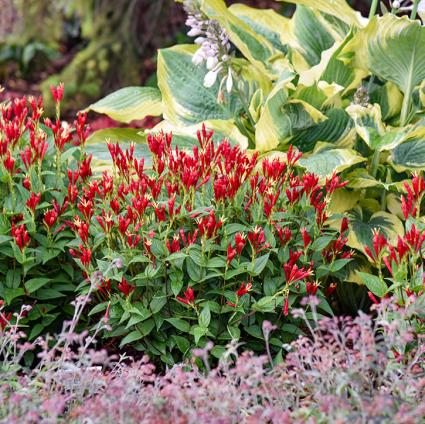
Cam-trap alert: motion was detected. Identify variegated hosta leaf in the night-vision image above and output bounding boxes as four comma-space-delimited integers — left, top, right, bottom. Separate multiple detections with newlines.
341, 15, 425, 99
289, 108, 354, 152
86, 128, 150, 172
199, 0, 288, 78
346, 104, 423, 152
369, 81, 403, 121
299, 29, 368, 94
390, 130, 425, 171
345, 104, 385, 148
293, 82, 344, 110
292, 6, 336, 66
328, 188, 360, 214
298, 145, 366, 177
157, 45, 241, 125
85, 87, 162, 123
347, 207, 404, 256
255, 74, 327, 152
278, 0, 364, 27
146, 119, 249, 150
228, 3, 291, 54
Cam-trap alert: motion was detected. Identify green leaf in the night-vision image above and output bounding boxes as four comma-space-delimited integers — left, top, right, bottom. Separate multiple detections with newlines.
166, 318, 190, 332
24, 278, 51, 294
357, 272, 388, 297
251, 253, 270, 276
199, 304, 211, 328
252, 296, 276, 313
158, 45, 241, 125
299, 146, 366, 177
292, 6, 335, 66
290, 108, 354, 153
88, 302, 109, 316
119, 330, 143, 347
171, 279, 184, 297
341, 15, 425, 99
201, 0, 286, 77
150, 296, 167, 314
172, 335, 191, 354
280, 0, 363, 27
85, 86, 162, 123
4, 288, 25, 305
193, 325, 208, 344
348, 208, 404, 255
390, 130, 425, 171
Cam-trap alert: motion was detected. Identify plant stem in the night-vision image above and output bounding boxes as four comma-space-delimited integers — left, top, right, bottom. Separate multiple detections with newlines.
400, 90, 412, 127
370, 150, 380, 179
368, 0, 379, 19
410, 0, 420, 19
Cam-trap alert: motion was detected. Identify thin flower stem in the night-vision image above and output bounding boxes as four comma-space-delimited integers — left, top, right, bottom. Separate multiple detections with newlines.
410, 0, 420, 19
368, 0, 379, 18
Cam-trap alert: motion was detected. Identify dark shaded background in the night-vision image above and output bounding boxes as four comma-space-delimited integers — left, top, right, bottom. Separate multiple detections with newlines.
0, 0, 373, 117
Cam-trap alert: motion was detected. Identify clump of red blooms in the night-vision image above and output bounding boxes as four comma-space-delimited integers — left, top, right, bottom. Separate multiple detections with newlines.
1, 85, 354, 322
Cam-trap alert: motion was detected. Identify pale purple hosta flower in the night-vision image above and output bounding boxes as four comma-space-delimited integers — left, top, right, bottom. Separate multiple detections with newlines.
183, 0, 234, 93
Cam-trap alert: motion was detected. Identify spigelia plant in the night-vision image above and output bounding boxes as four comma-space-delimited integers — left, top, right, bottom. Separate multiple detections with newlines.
66, 125, 354, 364
357, 172, 425, 306
86, 0, 425, 295
0, 85, 96, 344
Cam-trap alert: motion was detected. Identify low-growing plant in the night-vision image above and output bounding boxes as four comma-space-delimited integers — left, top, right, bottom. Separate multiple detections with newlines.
0, 89, 353, 363
66, 126, 353, 364
1, 295, 424, 423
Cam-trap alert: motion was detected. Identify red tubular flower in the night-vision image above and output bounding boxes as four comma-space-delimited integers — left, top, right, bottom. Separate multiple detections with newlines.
50, 82, 64, 103
286, 145, 302, 167
284, 262, 313, 285
78, 198, 93, 221
302, 174, 319, 195
26, 192, 41, 212
276, 225, 292, 245
79, 154, 93, 180
368, 291, 380, 305
126, 233, 141, 248
11, 223, 30, 251
340, 217, 349, 233
0, 310, 13, 331
301, 228, 311, 249
306, 281, 319, 295
404, 224, 425, 253
23, 176, 31, 190
234, 232, 246, 255
166, 235, 181, 253
177, 287, 195, 305
226, 244, 237, 265
3, 151, 16, 174
96, 212, 114, 234
325, 283, 337, 297
236, 282, 252, 297
43, 210, 58, 228
117, 277, 135, 297
283, 297, 289, 316
118, 216, 131, 236
69, 244, 91, 267
110, 198, 120, 215
154, 204, 167, 222
325, 172, 348, 194
77, 222, 90, 244
365, 229, 387, 262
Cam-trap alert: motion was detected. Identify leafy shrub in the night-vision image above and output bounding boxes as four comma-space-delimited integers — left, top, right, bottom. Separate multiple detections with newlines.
0, 87, 92, 343
89, 0, 425, 292
1, 294, 424, 423
0, 88, 353, 363
66, 125, 353, 364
